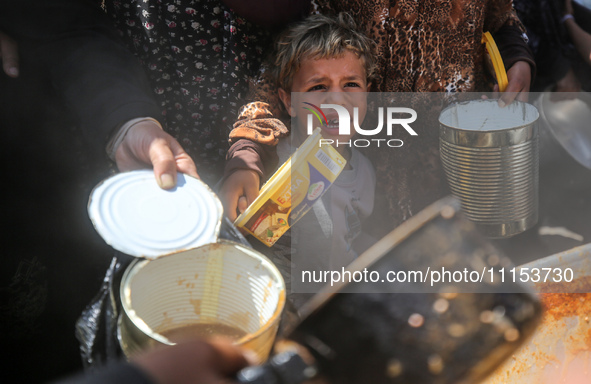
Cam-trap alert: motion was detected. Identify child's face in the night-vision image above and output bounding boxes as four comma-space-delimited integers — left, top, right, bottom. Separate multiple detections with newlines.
279, 51, 370, 150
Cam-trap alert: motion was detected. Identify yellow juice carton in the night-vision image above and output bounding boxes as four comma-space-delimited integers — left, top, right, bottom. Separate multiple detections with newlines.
234, 128, 346, 246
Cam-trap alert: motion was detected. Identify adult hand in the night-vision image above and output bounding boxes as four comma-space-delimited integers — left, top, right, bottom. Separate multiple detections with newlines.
219, 169, 260, 221
0, 31, 19, 77
498, 60, 531, 107
115, 120, 199, 189
132, 338, 253, 384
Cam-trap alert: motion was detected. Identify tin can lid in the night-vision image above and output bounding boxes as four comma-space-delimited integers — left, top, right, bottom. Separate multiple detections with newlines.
88, 170, 223, 259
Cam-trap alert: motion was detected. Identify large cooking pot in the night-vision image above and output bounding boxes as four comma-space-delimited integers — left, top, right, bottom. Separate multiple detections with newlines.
238, 196, 542, 384
481, 243, 591, 384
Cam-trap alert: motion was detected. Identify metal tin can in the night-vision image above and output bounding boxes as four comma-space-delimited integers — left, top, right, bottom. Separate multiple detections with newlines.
118, 240, 285, 361
88, 170, 286, 361
439, 99, 540, 238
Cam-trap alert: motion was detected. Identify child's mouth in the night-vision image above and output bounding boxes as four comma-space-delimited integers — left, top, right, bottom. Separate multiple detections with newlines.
325, 118, 339, 129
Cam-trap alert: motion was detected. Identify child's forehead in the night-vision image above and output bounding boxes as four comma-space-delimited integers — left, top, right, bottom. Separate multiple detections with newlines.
285, 50, 370, 90
297, 51, 365, 73
300, 49, 360, 64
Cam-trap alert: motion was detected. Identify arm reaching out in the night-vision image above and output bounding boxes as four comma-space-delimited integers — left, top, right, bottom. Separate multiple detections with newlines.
55, 338, 252, 384
490, 10, 535, 105
564, 0, 591, 66
132, 338, 252, 384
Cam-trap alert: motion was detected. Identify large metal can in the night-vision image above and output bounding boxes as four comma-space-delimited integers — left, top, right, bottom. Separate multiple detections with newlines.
439, 99, 539, 238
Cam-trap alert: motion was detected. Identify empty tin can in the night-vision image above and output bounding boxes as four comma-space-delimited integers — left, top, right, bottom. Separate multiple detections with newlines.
88, 170, 286, 361
439, 99, 540, 238
118, 240, 285, 361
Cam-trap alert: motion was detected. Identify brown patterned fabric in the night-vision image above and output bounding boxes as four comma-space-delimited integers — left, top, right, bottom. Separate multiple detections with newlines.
229, 101, 289, 145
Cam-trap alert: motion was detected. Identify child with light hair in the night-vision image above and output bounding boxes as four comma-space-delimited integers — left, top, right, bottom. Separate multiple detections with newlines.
225, 13, 378, 315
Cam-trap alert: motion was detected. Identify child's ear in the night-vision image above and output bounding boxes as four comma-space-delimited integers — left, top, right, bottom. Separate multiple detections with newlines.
278, 88, 296, 117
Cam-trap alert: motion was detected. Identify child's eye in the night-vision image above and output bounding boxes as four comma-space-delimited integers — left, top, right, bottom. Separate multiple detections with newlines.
307, 84, 327, 91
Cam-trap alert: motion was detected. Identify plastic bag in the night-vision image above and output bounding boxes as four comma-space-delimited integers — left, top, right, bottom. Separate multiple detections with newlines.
75, 254, 131, 369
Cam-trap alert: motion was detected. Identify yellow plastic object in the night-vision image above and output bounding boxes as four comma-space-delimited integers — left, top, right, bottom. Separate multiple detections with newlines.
482, 31, 508, 92
235, 128, 346, 247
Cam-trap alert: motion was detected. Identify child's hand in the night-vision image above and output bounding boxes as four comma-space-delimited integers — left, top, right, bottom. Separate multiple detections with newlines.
220, 169, 260, 221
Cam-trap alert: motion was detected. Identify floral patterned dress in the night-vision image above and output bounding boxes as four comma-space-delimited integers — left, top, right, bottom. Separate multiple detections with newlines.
104, 0, 273, 184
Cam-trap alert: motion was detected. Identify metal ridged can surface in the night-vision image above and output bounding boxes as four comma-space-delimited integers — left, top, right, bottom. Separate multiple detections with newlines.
118, 240, 286, 361
439, 99, 539, 238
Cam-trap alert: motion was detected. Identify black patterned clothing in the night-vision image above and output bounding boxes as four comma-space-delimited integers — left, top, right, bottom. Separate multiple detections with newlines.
103, 0, 273, 184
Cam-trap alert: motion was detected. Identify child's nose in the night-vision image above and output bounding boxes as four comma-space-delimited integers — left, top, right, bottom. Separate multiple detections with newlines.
325, 90, 347, 105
